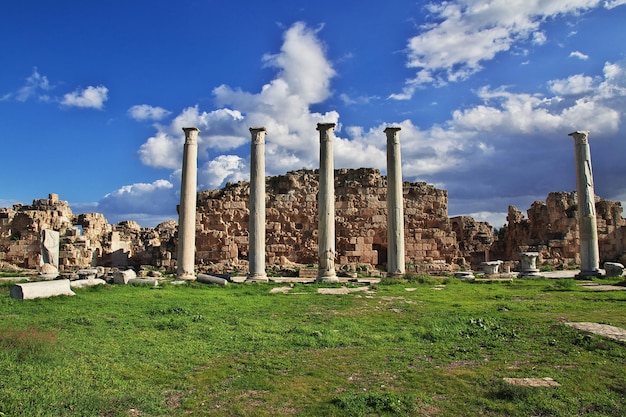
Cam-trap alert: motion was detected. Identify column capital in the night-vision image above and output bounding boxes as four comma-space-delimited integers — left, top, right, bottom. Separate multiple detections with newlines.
384, 126, 401, 134
568, 130, 589, 143
249, 127, 267, 144
182, 127, 200, 145
316, 122, 336, 131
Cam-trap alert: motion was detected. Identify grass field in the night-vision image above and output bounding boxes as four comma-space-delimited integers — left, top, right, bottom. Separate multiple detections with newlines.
0, 275, 625, 416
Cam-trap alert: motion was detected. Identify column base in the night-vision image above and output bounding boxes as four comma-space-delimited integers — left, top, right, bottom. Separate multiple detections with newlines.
246, 273, 268, 283
386, 271, 405, 278
316, 274, 339, 283
518, 270, 543, 278
576, 269, 602, 278
176, 273, 197, 281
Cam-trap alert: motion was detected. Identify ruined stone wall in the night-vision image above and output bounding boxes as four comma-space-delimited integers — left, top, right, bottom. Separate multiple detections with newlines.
501, 192, 626, 266
0, 194, 178, 272
196, 168, 492, 271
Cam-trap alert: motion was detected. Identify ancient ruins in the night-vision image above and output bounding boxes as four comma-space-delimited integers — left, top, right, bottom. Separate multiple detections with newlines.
1, 128, 625, 278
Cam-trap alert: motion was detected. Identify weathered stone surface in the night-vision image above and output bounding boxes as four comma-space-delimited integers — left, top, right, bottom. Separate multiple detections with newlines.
128, 278, 159, 286
604, 262, 624, 277
10, 279, 75, 300
498, 192, 626, 268
70, 278, 106, 288
0, 195, 177, 272
113, 269, 137, 284
197, 274, 228, 286
196, 168, 490, 272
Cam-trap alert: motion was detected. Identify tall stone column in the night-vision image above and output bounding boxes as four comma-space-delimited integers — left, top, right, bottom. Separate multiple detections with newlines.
385, 127, 406, 276
568, 131, 601, 277
316, 123, 339, 282
247, 127, 268, 282
177, 127, 199, 280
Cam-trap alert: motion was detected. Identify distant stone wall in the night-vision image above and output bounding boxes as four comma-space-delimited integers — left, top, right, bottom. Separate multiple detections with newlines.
0, 194, 178, 272
1, 169, 500, 274
196, 168, 494, 271
501, 192, 626, 266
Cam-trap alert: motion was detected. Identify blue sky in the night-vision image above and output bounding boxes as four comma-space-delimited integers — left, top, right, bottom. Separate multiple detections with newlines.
1, 0, 626, 228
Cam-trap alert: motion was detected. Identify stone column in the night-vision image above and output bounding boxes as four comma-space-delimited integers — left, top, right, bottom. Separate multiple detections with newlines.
176, 127, 200, 280
316, 123, 339, 282
247, 127, 268, 282
385, 127, 406, 276
568, 131, 601, 277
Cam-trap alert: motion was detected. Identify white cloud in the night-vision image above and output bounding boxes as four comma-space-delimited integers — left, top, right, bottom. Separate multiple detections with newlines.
96, 179, 179, 225
395, 0, 610, 97
200, 155, 246, 189
128, 104, 172, 121
549, 74, 596, 95
569, 50, 589, 60
61, 85, 108, 109
16, 67, 52, 102
137, 22, 341, 180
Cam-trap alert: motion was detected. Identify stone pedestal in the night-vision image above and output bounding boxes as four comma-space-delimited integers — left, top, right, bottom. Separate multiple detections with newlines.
518, 252, 542, 278
177, 127, 200, 280
569, 131, 601, 278
385, 127, 405, 276
316, 123, 339, 283
481, 261, 501, 275
247, 127, 268, 282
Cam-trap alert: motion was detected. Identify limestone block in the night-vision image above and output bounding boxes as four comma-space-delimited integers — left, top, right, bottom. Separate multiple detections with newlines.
604, 262, 624, 277
71, 278, 106, 288
10, 279, 75, 300
128, 278, 159, 286
38, 263, 59, 280
113, 269, 137, 284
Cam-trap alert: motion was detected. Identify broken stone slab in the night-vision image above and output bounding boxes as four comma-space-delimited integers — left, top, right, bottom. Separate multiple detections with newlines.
503, 377, 560, 387
77, 268, 99, 280
113, 269, 137, 284
604, 262, 624, 277
10, 279, 75, 300
128, 278, 159, 287
565, 322, 626, 342
454, 271, 475, 279
70, 278, 107, 288
197, 274, 228, 286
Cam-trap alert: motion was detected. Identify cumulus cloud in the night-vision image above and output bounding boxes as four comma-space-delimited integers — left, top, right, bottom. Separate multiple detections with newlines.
136, 21, 343, 181
95, 179, 179, 226
61, 85, 108, 109
392, 0, 611, 99
128, 104, 172, 121
200, 155, 247, 189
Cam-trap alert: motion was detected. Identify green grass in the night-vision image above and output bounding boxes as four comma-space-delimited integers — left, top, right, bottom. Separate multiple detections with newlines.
0, 277, 624, 416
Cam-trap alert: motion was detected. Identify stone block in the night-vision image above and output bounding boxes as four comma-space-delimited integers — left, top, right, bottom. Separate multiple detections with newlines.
604, 262, 624, 277
10, 279, 75, 300
113, 269, 137, 284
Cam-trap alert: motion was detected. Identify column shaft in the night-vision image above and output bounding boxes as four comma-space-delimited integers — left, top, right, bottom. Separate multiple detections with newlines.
177, 127, 199, 280
568, 131, 601, 277
385, 127, 405, 276
247, 127, 268, 282
317, 123, 338, 282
